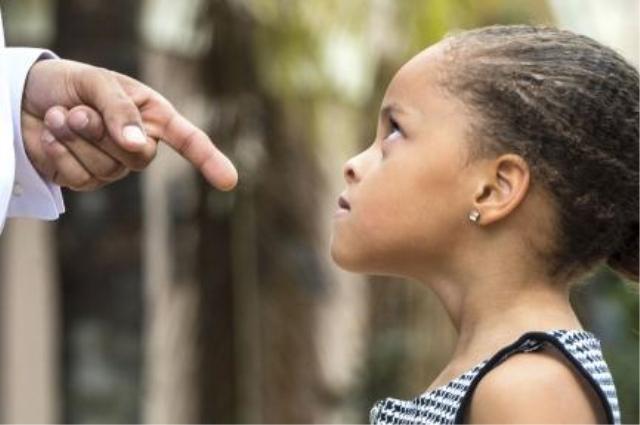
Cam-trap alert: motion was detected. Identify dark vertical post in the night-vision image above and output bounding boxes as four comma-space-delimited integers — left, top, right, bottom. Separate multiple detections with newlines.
53, 0, 143, 422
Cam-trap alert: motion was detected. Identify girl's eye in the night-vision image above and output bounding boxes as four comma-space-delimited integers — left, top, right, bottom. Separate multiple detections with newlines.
384, 117, 402, 142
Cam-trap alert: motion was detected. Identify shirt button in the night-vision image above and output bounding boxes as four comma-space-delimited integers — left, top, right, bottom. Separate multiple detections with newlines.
13, 183, 23, 196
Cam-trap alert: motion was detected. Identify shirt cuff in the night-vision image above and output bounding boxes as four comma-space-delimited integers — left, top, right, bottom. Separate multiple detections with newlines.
6, 47, 65, 219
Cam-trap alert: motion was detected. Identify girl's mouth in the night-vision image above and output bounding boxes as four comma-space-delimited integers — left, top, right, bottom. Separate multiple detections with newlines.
338, 195, 351, 211
334, 194, 351, 218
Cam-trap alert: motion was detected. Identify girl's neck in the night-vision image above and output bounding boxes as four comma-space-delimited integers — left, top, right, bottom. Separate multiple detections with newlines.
422, 269, 583, 368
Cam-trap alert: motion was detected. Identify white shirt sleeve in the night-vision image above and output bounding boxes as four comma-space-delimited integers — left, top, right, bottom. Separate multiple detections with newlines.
3, 48, 64, 222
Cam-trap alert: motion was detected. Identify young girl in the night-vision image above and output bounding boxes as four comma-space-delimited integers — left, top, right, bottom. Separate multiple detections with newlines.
331, 25, 637, 424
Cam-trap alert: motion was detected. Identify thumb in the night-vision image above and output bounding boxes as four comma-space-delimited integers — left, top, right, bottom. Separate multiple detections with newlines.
73, 66, 148, 152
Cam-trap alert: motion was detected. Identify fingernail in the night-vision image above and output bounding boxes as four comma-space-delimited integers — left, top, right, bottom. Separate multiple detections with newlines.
70, 111, 89, 129
42, 129, 56, 144
45, 109, 65, 129
123, 125, 147, 146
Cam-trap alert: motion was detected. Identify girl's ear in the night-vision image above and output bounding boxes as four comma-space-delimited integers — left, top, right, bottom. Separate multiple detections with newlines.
472, 154, 530, 225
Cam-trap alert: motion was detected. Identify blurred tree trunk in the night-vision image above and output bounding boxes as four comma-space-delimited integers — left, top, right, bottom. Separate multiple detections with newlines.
139, 53, 208, 424
53, 0, 144, 422
196, 1, 325, 422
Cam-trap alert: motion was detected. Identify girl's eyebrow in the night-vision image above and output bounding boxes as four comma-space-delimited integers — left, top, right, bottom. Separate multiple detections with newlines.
380, 102, 409, 119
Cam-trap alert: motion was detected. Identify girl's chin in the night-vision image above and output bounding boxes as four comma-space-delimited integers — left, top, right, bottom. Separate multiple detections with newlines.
330, 242, 364, 272
330, 242, 384, 274
330, 241, 414, 278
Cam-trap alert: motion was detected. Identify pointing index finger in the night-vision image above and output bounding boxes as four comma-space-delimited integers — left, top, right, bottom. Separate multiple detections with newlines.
162, 112, 238, 191
111, 71, 238, 190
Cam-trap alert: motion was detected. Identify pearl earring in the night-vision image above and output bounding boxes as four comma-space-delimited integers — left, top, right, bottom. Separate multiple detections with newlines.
468, 210, 481, 223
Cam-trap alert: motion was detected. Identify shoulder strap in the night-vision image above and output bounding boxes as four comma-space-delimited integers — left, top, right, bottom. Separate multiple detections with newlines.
453, 331, 616, 424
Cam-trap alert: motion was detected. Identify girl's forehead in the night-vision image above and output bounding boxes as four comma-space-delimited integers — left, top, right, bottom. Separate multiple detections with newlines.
396, 43, 447, 86
383, 44, 448, 112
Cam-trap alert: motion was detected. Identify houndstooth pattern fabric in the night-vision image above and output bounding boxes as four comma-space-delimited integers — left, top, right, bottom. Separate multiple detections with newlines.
370, 329, 621, 424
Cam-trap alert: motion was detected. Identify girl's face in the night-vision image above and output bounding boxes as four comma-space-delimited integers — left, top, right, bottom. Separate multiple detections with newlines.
331, 44, 479, 278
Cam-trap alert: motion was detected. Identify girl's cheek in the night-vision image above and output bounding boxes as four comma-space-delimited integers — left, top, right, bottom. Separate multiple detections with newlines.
357, 184, 396, 232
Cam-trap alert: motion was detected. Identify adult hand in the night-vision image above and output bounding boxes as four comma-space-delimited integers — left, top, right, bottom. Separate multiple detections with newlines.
21, 104, 130, 191
22, 58, 238, 191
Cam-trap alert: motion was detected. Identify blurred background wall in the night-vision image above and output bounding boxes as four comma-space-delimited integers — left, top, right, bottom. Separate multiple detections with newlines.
0, 0, 637, 423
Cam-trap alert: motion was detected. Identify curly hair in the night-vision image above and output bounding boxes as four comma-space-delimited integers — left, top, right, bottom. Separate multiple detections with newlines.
439, 25, 638, 282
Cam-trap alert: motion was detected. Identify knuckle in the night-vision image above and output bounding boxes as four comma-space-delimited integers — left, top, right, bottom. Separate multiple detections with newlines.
47, 142, 69, 159
104, 113, 121, 131
77, 66, 104, 89
50, 127, 74, 142
115, 95, 135, 109
128, 157, 148, 172
111, 90, 136, 110
143, 144, 158, 163
129, 148, 156, 171
92, 158, 117, 179
105, 98, 139, 128
75, 172, 93, 189
70, 175, 98, 192
96, 134, 116, 150
102, 163, 127, 181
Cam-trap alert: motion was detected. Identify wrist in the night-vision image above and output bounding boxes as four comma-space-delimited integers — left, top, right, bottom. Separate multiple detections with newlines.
20, 109, 37, 168
22, 59, 49, 116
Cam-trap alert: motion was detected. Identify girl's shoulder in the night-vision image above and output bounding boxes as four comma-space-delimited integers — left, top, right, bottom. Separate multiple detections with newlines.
457, 328, 620, 424
370, 329, 620, 425
464, 341, 608, 423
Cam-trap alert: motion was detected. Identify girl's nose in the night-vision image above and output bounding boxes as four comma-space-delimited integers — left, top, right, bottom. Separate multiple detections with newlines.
343, 157, 359, 184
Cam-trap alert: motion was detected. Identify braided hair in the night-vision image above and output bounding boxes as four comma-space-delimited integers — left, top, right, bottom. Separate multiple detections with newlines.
439, 25, 638, 282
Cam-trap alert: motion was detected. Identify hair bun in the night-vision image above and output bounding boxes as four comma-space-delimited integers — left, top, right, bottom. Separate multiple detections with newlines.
607, 221, 639, 282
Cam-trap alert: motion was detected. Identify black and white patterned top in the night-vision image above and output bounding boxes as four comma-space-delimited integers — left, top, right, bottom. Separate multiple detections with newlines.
370, 329, 621, 424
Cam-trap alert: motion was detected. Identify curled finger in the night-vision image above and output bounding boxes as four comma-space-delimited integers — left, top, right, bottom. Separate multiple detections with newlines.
42, 129, 105, 191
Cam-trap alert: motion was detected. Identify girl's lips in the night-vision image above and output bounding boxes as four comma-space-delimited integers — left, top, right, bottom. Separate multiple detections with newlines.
334, 195, 351, 218
338, 195, 351, 211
